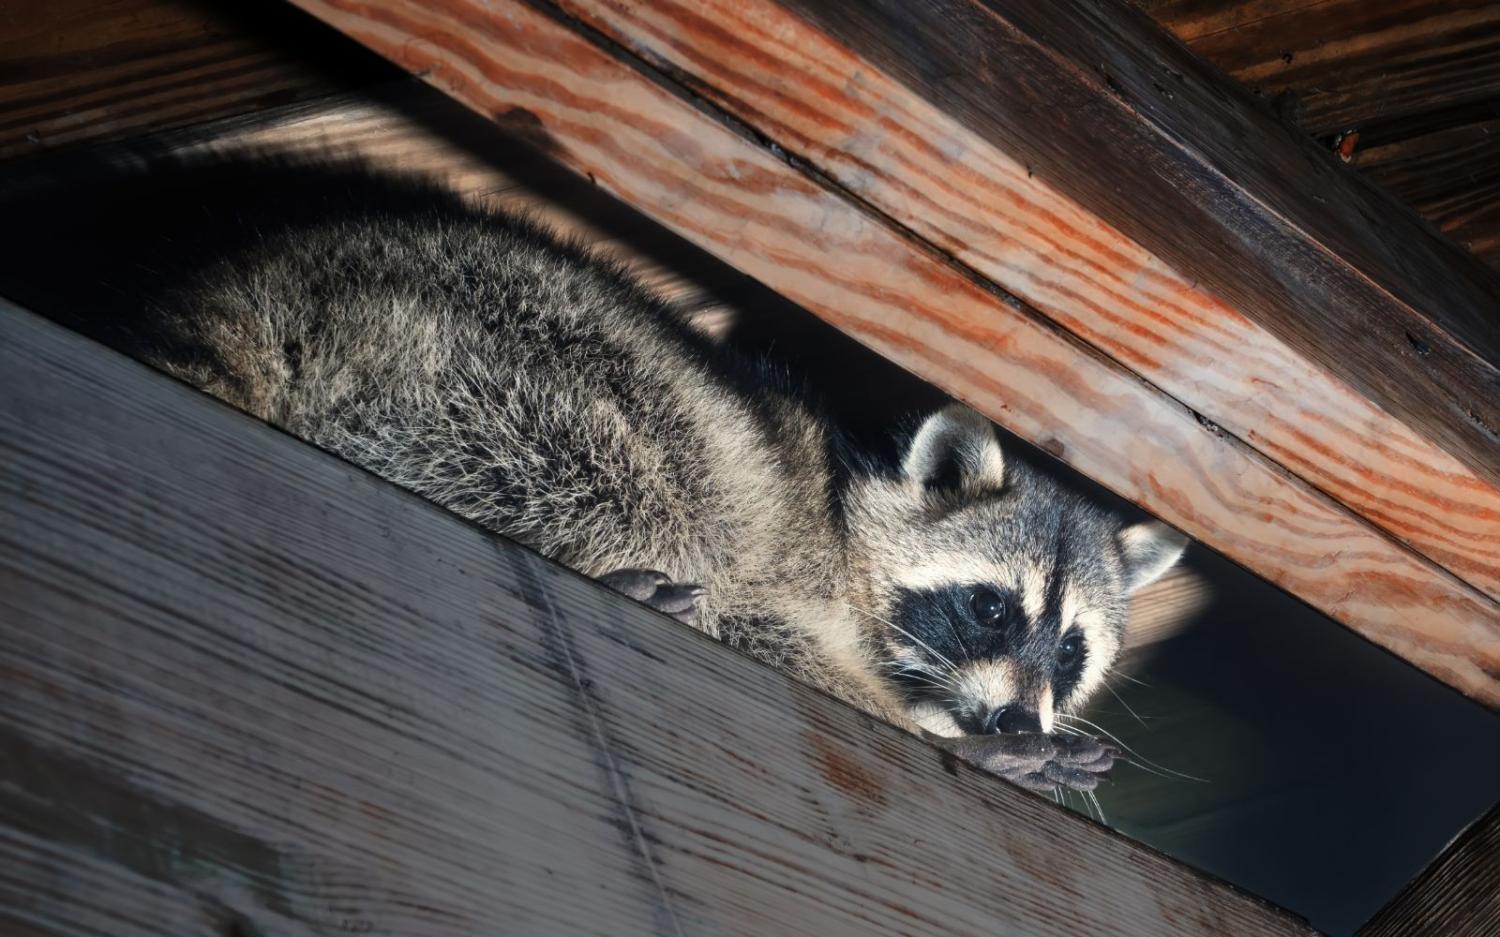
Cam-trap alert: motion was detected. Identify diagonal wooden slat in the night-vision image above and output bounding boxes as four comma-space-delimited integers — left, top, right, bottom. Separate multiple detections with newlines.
276, 0, 1500, 704
0, 302, 1319, 936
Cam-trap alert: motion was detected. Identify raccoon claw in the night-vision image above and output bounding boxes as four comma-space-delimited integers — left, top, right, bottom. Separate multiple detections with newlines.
938, 732, 1117, 793
1051, 735, 1119, 771
1043, 762, 1101, 791
598, 568, 706, 626
598, 568, 670, 601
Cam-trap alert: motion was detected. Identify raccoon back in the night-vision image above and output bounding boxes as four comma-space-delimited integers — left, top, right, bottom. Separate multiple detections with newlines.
0, 157, 807, 591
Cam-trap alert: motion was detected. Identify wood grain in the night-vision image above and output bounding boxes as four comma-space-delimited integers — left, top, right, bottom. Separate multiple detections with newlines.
1138, 0, 1500, 134
1133, 0, 1500, 274
0, 0, 394, 161
0, 303, 1319, 936
1349, 113, 1500, 272
277, 0, 1500, 704
1356, 804, 1500, 937
546, 0, 1500, 604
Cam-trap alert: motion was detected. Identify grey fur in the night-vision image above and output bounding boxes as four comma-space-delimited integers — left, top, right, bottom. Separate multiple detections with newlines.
2, 159, 1185, 748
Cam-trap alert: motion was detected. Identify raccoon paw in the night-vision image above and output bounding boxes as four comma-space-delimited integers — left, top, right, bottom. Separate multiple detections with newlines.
938, 732, 1118, 793
598, 568, 706, 626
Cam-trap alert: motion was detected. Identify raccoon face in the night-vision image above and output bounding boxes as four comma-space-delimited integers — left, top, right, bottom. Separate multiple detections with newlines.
847, 406, 1186, 738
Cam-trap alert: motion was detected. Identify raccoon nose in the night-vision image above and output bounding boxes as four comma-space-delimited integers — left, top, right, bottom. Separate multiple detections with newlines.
984, 706, 1042, 735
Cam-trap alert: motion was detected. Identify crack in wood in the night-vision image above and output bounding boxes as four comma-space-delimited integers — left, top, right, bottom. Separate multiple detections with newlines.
504, 546, 688, 937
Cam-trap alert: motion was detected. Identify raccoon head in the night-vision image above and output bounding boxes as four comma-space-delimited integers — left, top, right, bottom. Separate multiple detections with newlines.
845, 405, 1186, 738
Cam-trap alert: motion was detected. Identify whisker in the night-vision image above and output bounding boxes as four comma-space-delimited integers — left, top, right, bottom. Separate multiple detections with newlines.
847, 603, 961, 673
1055, 713, 1209, 783
1086, 790, 1107, 825
1102, 678, 1148, 728
880, 661, 961, 696
943, 613, 973, 663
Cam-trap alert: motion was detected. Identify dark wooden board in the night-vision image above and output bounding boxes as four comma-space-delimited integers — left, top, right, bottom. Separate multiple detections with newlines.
1136, 0, 1500, 134
0, 302, 1320, 936
1357, 803, 1500, 937
1134, 0, 1500, 273
1361, 114, 1500, 267
0, 0, 395, 161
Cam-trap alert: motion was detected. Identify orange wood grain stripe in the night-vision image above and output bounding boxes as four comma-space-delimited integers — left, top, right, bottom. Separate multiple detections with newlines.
284, 0, 1500, 705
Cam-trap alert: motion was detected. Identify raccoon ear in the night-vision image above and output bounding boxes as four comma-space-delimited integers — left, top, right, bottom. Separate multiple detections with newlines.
1117, 521, 1188, 592
902, 405, 1006, 494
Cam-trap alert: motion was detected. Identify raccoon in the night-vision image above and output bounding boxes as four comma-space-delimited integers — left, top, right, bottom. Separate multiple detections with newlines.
0, 157, 1185, 791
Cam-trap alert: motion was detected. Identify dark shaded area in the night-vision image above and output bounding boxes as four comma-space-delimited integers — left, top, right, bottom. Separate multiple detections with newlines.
1088, 544, 1500, 936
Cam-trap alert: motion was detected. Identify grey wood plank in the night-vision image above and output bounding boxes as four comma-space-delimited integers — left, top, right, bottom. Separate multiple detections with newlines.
0, 304, 1317, 934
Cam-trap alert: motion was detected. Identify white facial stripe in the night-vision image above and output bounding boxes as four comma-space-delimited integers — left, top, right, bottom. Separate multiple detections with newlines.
955, 659, 1017, 707
1038, 684, 1055, 733
1073, 607, 1105, 637
1060, 586, 1082, 635
1065, 616, 1119, 709
909, 700, 963, 737
1019, 565, 1046, 627
894, 555, 1004, 593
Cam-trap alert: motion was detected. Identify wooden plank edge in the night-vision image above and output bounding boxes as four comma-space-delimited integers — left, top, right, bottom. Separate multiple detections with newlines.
0, 302, 1321, 936
1355, 802, 1500, 937
279, 0, 1500, 705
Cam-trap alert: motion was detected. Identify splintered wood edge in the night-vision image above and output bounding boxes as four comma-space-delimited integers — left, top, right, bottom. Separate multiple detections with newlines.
0, 302, 1318, 935
281, 0, 1500, 706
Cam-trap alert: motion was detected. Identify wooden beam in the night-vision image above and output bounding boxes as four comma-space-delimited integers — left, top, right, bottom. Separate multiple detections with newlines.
1356, 803, 1500, 937
1136, 0, 1500, 136
0, 0, 395, 161
0, 302, 1317, 936
1135, 0, 1500, 275
537, 0, 1500, 606
276, 0, 1500, 703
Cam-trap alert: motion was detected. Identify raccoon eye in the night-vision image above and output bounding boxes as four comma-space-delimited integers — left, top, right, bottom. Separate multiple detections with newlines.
969, 588, 1006, 627
1056, 633, 1084, 670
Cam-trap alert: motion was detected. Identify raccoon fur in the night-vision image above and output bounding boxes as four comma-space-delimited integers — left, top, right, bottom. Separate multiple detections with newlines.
0, 157, 1185, 788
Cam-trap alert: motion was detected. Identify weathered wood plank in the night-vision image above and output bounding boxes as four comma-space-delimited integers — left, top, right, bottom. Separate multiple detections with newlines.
1135, 0, 1500, 274
0, 303, 1318, 935
0, 0, 395, 161
1137, 0, 1500, 135
543, 0, 1500, 604
279, 0, 1500, 704
1356, 804, 1500, 937
1358, 115, 1500, 270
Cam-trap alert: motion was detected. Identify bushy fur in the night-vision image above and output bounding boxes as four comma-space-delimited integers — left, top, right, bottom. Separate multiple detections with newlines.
0, 156, 1184, 736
